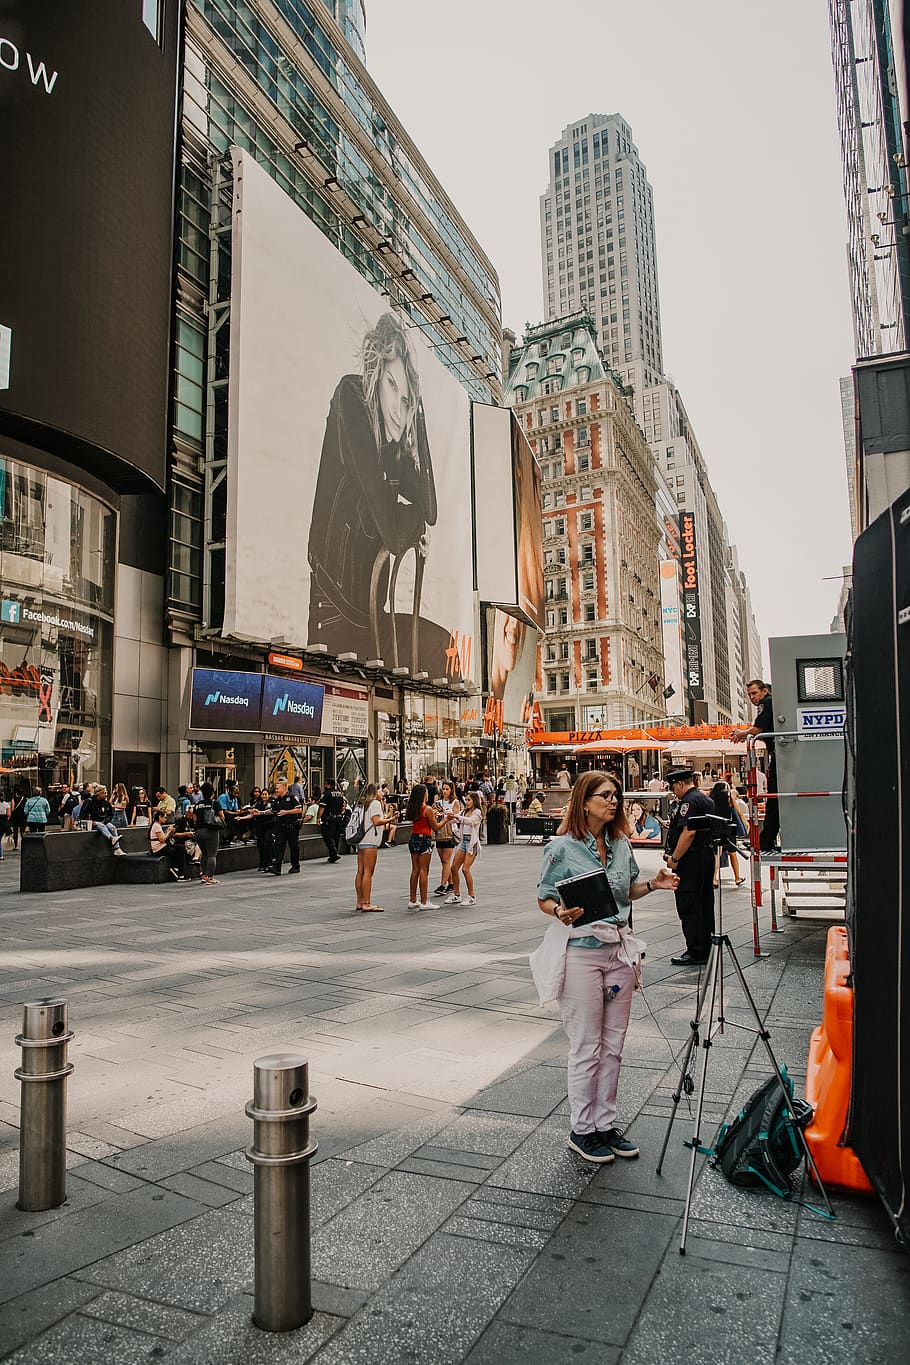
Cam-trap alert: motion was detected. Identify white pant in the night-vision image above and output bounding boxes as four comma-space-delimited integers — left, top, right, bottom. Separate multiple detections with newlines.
559, 945, 636, 1135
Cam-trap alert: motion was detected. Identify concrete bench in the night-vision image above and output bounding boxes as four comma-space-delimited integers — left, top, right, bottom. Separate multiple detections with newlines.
20, 820, 415, 892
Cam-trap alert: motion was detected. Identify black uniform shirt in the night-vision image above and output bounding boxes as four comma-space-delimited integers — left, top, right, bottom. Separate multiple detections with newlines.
666, 786, 716, 854
754, 692, 775, 754
272, 793, 302, 821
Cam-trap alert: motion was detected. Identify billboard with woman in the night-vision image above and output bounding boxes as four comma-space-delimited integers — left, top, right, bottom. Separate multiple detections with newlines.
224, 151, 474, 680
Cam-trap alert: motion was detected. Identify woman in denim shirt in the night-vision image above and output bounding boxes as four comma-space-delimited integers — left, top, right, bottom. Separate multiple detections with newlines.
533, 771, 678, 1165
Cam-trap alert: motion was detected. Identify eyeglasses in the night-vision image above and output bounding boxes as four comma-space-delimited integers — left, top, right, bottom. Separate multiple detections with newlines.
594, 790, 619, 802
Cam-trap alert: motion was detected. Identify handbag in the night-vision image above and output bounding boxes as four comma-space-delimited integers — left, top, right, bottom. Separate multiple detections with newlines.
196, 804, 222, 830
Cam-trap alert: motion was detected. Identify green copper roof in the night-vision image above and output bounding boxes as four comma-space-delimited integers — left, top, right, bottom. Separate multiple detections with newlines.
504, 311, 608, 402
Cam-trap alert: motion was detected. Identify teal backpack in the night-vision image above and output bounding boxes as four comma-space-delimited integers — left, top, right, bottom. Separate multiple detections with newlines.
709, 1068, 814, 1199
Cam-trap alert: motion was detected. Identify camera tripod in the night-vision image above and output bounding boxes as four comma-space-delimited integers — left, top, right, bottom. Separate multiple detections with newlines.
655, 829, 833, 1253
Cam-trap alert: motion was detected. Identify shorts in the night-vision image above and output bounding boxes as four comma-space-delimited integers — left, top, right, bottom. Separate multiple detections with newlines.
408, 833, 433, 856
458, 836, 478, 855
434, 838, 456, 850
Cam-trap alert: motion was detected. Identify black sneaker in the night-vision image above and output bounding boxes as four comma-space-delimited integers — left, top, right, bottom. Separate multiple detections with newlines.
433, 885, 447, 897
287, 867, 300, 874
168, 866, 181, 881
567, 1131, 615, 1164
597, 1127, 640, 1159
670, 951, 706, 966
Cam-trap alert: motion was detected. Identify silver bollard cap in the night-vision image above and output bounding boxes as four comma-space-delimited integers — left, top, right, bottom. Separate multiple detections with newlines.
252, 1053, 310, 1115
21, 999, 68, 1043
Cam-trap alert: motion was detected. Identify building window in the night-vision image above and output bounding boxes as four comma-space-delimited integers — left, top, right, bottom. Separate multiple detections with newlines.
174, 316, 205, 445
585, 603, 597, 622
169, 479, 203, 610
582, 571, 595, 592
587, 671, 599, 690
577, 452, 590, 472
579, 512, 593, 531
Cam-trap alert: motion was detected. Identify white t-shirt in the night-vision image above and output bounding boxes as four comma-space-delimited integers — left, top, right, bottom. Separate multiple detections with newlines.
359, 800, 384, 848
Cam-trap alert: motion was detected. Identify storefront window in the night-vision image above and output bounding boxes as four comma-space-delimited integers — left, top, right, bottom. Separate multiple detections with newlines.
0, 457, 115, 796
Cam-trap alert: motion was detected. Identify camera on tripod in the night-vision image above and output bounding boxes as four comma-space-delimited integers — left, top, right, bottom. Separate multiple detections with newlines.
687, 813, 740, 854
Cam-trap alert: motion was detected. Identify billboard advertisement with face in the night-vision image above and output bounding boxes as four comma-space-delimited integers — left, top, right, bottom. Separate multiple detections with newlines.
483, 606, 537, 730
0, 1, 180, 491
511, 413, 545, 631
224, 151, 475, 681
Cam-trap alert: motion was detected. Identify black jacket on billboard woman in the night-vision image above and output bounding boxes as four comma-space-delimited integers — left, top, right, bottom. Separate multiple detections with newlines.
307, 373, 441, 667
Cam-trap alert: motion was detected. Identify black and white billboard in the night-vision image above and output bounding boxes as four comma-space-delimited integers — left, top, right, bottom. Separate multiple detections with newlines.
0, 1, 180, 492
224, 150, 476, 682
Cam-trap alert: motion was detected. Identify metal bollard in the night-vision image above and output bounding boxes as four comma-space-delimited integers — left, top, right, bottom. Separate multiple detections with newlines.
15, 998, 74, 1212
245, 1053, 318, 1332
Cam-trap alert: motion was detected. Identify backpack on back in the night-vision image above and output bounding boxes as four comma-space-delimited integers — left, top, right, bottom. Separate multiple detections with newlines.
344, 804, 367, 846
711, 1067, 814, 1198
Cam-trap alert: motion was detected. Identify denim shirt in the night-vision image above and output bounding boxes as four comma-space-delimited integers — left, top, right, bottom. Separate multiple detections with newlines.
537, 831, 640, 946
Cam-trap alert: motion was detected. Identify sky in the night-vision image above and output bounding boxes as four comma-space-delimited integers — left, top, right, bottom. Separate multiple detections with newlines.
366, 0, 857, 657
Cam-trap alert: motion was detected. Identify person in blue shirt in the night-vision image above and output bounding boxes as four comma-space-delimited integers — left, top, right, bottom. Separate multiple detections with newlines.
533, 771, 678, 1166
216, 782, 241, 843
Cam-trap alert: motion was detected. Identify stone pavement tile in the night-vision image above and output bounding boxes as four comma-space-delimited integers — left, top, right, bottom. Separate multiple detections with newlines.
503, 1202, 678, 1347
0, 1171, 121, 1242
76, 1204, 254, 1314
464, 1320, 619, 1365
311, 1281, 370, 1318
72, 1119, 157, 1151
189, 1158, 254, 1195
338, 1108, 454, 1166
458, 1187, 572, 1234
64, 1130, 124, 1161
63, 1160, 146, 1194
621, 1255, 787, 1365
310, 1158, 385, 1228
778, 1239, 910, 1364
425, 1110, 539, 1158
1, 1312, 171, 1364
157, 1170, 246, 1208
444, 1214, 550, 1250
103, 1112, 248, 1181
468, 1064, 567, 1118
794, 1192, 899, 1251
0, 1276, 101, 1358
312, 1169, 473, 1291
80, 1287, 205, 1339
687, 1216, 793, 1255
167, 1296, 342, 1364
2, 1186, 204, 1304
310, 1232, 535, 1365
484, 1117, 600, 1201
398, 1153, 500, 1183
688, 1162, 800, 1237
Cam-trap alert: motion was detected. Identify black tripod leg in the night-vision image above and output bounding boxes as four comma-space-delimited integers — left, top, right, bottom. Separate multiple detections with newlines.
723, 941, 835, 1218
679, 941, 723, 1253
656, 1018, 700, 1176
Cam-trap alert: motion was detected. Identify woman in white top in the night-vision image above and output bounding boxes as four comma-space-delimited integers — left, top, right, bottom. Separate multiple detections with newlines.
446, 791, 483, 906
354, 782, 394, 913
432, 779, 462, 897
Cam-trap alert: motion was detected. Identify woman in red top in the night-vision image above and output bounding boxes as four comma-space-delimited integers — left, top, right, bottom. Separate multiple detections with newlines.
404, 782, 446, 910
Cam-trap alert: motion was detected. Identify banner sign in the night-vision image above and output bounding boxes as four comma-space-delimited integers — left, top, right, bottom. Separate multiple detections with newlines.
678, 511, 704, 702
189, 669, 263, 731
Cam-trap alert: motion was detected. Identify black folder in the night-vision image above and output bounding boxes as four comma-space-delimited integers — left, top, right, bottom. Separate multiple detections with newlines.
555, 868, 621, 927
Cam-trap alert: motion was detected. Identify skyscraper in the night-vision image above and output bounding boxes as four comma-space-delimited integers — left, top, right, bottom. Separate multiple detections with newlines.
540, 115, 663, 386
829, 0, 910, 357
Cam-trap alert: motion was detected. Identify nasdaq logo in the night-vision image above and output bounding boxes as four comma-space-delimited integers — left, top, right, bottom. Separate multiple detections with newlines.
272, 693, 315, 718
205, 690, 249, 707
1, 599, 22, 624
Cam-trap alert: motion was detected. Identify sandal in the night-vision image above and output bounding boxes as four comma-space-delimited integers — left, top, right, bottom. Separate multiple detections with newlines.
361, 904, 384, 913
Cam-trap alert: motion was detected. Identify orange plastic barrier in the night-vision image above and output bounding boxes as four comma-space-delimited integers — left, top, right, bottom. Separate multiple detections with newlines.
804, 925, 873, 1193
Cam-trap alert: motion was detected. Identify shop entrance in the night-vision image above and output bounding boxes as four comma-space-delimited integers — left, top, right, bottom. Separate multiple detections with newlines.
196, 763, 236, 796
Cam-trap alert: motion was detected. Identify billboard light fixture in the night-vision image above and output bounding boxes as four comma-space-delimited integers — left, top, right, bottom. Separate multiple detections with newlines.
364, 658, 384, 669
412, 670, 428, 680
337, 651, 357, 662
392, 665, 409, 675
432, 677, 449, 688
305, 642, 328, 654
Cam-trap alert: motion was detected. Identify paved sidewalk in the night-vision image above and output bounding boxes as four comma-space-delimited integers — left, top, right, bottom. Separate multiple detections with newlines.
0, 841, 906, 1362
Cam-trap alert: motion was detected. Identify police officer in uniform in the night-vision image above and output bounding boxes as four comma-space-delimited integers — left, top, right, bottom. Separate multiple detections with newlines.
664, 766, 715, 965
269, 778, 302, 875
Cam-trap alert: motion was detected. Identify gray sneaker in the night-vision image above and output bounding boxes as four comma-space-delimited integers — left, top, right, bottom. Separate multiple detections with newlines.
567, 1131, 615, 1164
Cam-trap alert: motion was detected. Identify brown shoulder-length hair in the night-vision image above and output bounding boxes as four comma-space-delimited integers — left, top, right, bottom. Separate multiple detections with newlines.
557, 771, 630, 841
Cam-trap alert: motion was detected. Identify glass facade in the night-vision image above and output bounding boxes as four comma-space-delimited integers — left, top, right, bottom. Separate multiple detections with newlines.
0, 456, 115, 797
184, 0, 500, 395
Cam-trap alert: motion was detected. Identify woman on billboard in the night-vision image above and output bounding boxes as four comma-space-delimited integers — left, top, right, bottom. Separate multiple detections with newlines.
308, 312, 439, 670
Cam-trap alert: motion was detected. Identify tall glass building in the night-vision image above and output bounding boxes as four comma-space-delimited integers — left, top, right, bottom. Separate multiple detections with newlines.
163, 0, 504, 794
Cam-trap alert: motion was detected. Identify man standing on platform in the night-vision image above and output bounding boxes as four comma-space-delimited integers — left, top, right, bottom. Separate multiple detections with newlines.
269, 777, 302, 875
664, 766, 715, 965
731, 680, 778, 851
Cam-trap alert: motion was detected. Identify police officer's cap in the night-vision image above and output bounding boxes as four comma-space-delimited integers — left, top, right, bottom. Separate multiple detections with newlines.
665, 765, 696, 784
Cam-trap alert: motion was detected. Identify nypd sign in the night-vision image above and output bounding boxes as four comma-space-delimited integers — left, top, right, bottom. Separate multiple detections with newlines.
796, 705, 846, 740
